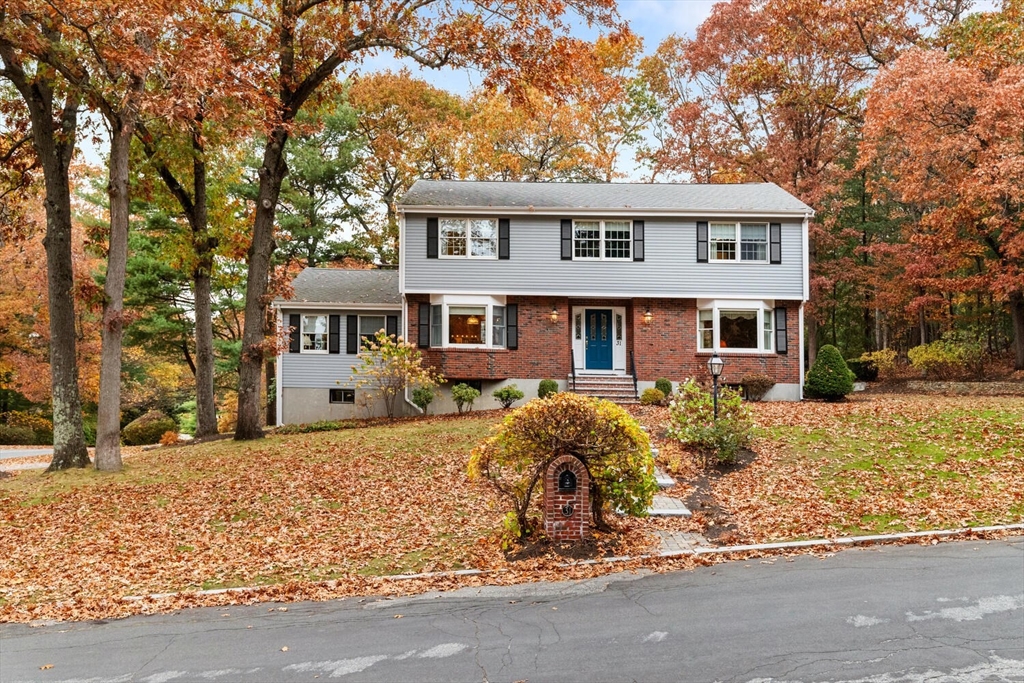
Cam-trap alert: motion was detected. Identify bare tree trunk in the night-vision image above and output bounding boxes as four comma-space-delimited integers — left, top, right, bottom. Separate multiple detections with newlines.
95, 117, 134, 472
191, 125, 218, 438
235, 128, 288, 440
1010, 292, 1024, 371
0, 45, 90, 470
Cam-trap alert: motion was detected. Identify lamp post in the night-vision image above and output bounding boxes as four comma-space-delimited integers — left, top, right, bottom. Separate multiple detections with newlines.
707, 352, 725, 420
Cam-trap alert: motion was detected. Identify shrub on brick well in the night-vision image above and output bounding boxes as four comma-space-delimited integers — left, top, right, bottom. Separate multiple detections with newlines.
469, 393, 657, 540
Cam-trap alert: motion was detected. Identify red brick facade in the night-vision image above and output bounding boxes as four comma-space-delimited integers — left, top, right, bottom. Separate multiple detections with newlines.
543, 455, 590, 542
408, 294, 801, 385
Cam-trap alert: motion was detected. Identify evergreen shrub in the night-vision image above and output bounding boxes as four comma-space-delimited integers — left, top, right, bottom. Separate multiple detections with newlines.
804, 345, 855, 401
537, 379, 558, 399
654, 378, 672, 396
452, 383, 481, 414
640, 388, 665, 405
121, 410, 177, 446
493, 384, 525, 409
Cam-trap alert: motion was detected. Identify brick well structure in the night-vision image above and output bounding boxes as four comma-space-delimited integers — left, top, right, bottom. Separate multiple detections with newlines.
543, 454, 590, 542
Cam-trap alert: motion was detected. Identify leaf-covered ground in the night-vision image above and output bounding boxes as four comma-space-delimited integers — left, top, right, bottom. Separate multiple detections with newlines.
645, 394, 1024, 542
1, 395, 1020, 623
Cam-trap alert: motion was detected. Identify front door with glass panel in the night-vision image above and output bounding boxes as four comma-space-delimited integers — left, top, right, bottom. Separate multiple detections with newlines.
585, 309, 613, 370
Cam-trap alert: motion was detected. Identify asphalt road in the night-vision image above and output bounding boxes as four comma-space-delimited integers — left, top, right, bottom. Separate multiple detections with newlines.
0, 449, 52, 459
1, 537, 1022, 683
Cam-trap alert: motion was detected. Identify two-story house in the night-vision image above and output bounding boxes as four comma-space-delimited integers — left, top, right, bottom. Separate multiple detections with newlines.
275, 180, 813, 423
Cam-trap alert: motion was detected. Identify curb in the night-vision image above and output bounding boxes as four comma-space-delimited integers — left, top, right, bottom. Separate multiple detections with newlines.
121, 523, 1024, 603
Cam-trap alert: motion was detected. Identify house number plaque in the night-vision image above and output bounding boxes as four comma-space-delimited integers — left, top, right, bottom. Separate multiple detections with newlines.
561, 503, 574, 517
558, 470, 577, 493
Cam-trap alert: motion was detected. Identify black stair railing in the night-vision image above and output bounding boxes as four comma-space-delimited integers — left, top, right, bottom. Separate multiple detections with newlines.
629, 351, 638, 400
570, 348, 577, 391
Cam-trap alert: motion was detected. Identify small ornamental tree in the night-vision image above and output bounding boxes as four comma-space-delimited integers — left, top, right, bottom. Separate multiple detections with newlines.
493, 384, 525, 409
349, 331, 443, 419
469, 393, 657, 540
452, 383, 481, 413
804, 344, 855, 401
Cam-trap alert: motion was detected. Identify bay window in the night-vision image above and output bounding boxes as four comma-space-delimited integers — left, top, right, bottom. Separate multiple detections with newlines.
697, 301, 774, 352
428, 295, 508, 348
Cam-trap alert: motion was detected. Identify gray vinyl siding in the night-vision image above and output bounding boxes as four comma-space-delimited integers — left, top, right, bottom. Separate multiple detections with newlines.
403, 214, 805, 299
280, 309, 401, 389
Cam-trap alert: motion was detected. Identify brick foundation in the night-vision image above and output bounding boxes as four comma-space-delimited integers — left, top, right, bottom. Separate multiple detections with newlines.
543, 455, 589, 542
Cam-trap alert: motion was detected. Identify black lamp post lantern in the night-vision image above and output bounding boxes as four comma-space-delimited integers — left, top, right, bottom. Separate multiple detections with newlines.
707, 352, 725, 420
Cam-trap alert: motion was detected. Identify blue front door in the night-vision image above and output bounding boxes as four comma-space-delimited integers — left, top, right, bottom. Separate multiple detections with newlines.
585, 309, 613, 370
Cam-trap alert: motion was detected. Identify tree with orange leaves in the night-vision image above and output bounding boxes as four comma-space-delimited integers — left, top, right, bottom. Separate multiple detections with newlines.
227, 0, 626, 440
861, 1, 1024, 369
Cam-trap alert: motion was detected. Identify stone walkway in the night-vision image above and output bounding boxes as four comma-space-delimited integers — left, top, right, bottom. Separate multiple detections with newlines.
646, 465, 714, 554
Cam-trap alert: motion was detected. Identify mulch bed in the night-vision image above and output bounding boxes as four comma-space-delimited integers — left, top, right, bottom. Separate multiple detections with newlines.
679, 449, 758, 545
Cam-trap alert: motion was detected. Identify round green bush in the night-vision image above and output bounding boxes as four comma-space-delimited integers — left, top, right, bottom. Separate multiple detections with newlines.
121, 410, 177, 446
537, 379, 558, 399
412, 387, 435, 412
640, 387, 666, 405
493, 384, 525, 409
804, 345, 855, 401
0, 424, 35, 445
654, 378, 672, 396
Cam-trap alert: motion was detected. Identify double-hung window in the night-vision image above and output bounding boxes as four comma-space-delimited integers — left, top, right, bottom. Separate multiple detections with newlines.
301, 314, 328, 353
709, 223, 768, 262
573, 220, 631, 260
358, 315, 385, 348
440, 218, 498, 258
697, 301, 774, 353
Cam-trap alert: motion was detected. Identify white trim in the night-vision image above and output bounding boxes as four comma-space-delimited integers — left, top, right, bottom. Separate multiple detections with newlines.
427, 294, 508, 349
404, 289, 802, 300
400, 205, 812, 219
275, 308, 283, 428
299, 313, 329, 354
802, 215, 810, 301
799, 303, 805, 401
399, 212, 406, 294
571, 219, 633, 261
275, 302, 402, 311
696, 300, 775, 354
707, 221, 770, 264
437, 217, 499, 260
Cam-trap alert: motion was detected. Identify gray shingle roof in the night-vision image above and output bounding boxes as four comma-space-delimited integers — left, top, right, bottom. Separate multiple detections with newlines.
281, 268, 400, 305
399, 180, 812, 214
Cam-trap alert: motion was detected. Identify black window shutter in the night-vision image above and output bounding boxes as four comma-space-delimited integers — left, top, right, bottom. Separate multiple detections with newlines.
506, 304, 519, 350
769, 223, 782, 264
774, 307, 788, 354
386, 315, 398, 338
288, 314, 300, 353
560, 219, 573, 260
418, 303, 430, 348
426, 217, 439, 259
697, 221, 709, 263
633, 220, 645, 262
328, 314, 340, 354
498, 218, 510, 260
346, 315, 358, 354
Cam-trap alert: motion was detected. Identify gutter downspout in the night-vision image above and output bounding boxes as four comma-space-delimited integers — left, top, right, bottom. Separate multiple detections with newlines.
275, 306, 284, 426
398, 209, 423, 417
798, 303, 805, 401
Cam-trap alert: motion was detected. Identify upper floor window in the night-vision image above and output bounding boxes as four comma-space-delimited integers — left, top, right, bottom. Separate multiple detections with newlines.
573, 220, 631, 260
301, 314, 328, 353
710, 222, 768, 262
440, 218, 498, 258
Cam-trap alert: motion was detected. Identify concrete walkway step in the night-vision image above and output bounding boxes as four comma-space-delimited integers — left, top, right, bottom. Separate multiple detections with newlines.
655, 530, 711, 554
647, 493, 691, 517
654, 466, 675, 489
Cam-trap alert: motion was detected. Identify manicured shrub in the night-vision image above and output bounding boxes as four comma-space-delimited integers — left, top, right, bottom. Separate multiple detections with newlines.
845, 359, 878, 382
0, 424, 35, 445
1, 411, 53, 445
804, 345, 855, 401
860, 349, 898, 380
493, 384, 525, 409
741, 373, 775, 401
667, 379, 753, 464
640, 387, 665, 405
654, 378, 672, 396
276, 419, 355, 435
452, 383, 481, 414
469, 393, 657, 541
411, 386, 435, 413
537, 379, 558, 399
121, 410, 177, 446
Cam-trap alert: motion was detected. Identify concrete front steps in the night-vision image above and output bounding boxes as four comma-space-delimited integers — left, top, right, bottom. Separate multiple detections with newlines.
568, 374, 638, 404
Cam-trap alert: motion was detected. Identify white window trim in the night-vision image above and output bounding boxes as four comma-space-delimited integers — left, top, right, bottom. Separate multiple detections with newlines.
438, 217, 499, 260
572, 219, 632, 261
708, 222, 769, 264
300, 313, 329, 354
696, 299, 775, 354
429, 294, 507, 349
